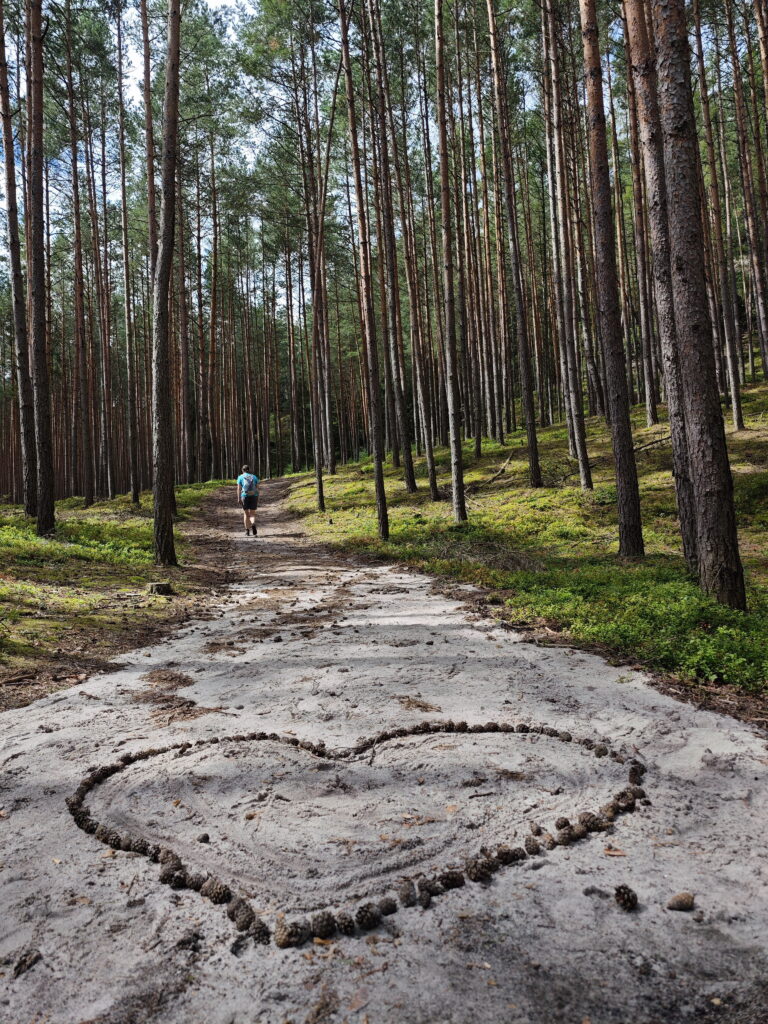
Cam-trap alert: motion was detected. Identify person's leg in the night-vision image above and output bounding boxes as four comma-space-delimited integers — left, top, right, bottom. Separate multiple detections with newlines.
242, 505, 250, 534
248, 509, 257, 536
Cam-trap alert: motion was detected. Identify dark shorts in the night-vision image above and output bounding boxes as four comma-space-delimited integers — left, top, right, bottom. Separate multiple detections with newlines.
242, 494, 259, 511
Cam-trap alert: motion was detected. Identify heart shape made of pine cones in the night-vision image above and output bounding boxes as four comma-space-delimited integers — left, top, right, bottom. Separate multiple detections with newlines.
66, 721, 647, 947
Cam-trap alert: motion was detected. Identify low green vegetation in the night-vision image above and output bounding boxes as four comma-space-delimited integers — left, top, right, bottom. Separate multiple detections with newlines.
288, 384, 768, 693
0, 481, 224, 678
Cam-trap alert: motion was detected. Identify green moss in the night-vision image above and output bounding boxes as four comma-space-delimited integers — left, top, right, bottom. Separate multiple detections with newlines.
288, 383, 768, 693
0, 481, 223, 674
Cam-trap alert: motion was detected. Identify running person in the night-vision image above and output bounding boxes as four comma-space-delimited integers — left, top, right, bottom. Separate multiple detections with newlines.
236, 465, 260, 536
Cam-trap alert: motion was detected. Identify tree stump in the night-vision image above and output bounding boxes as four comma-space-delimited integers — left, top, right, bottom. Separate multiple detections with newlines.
147, 582, 174, 596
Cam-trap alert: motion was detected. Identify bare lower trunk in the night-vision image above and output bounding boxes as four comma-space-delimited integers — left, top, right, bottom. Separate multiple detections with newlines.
27, 0, 54, 535
486, 0, 542, 488
0, 0, 36, 516
436, 0, 467, 522
339, 0, 388, 539
652, 0, 746, 610
624, 0, 698, 574
151, 0, 181, 567
579, 0, 644, 556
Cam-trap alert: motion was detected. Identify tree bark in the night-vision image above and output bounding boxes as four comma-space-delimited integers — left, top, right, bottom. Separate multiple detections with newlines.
339, 0, 388, 539
579, 0, 644, 556
624, 0, 698, 574
116, 9, 139, 504
435, 0, 467, 521
0, 0, 36, 516
151, 0, 181, 566
486, 0, 542, 487
27, 0, 54, 535
652, 0, 746, 609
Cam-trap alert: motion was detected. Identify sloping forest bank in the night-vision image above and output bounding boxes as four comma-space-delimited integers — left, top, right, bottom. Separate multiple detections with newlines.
0, 481, 226, 708
289, 383, 768, 700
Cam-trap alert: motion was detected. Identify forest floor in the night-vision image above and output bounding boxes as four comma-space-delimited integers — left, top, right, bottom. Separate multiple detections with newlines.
2, 482, 767, 1024
0, 482, 229, 710
288, 382, 768, 701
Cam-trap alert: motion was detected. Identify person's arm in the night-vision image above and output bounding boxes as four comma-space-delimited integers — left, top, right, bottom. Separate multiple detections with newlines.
235, 477, 242, 505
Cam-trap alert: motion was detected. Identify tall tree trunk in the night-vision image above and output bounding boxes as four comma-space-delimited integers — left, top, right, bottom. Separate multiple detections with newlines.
435, 0, 467, 522
368, 0, 417, 493
151, 0, 181, 566
652, 0, 746, 609
339, 0, 388, 539
579, 0, 644, 556
486, 0, 542, 487
27, 0, 54, 535
624, 0, 698, 574
140, 0, 158, 284
116, 10, 139, 505
544, 0, 592, 489
692, 0, 743, 430
0, 0, 36, 516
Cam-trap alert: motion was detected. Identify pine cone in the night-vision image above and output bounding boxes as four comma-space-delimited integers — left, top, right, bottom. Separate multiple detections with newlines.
615, 885, 638, 912
159, 863, 180, 885
418, 877, 444, 897
593, 744, 609, 757
529, 821, 542, 836
336, 911, 356, 936
159, 848, 180, 865
310, 911, 337, 938
496, 845, 526, 865
227, 898, 255, 932
200, 878, 231, 905
571, 823, 588, 841
397, 879, 417, 907
465, 857, 493, 883
600, 800, 619, 821
524, 836, 541, 856
578, 812, 604, 832
417, 889, 431, 909
628, 761, 646, 784
187, 873, 206, 892
555, 817, 571, 831
438, 869, 465, 890
273, 915, 310, 948
542, 832, 556, 850
378, 897, 397, 916
95, 824, 111, 844
555, 827, 574, 846
250, 917, 270, 945
356, 903, 381, 931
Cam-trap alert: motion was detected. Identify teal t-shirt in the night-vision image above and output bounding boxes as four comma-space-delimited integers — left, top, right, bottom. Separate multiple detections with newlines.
237, 473, 259, 499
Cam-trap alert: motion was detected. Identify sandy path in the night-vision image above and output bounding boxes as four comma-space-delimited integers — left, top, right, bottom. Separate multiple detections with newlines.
1, 481, 767, 1024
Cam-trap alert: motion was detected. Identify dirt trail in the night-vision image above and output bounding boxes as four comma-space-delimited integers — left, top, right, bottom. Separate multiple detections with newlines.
1, 481, 767, 1024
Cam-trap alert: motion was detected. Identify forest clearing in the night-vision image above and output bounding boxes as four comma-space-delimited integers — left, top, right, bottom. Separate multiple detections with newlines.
2, 0, 768, 1019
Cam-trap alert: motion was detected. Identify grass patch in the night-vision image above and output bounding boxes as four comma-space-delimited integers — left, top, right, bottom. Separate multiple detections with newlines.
0, 481, 225, 679
287, 384, 768, 693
